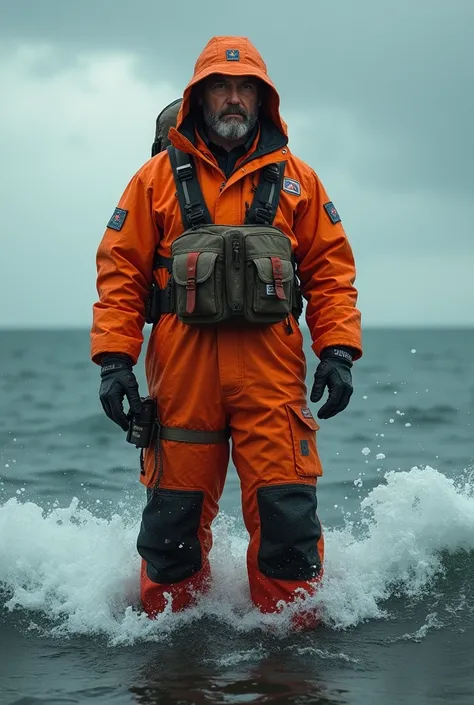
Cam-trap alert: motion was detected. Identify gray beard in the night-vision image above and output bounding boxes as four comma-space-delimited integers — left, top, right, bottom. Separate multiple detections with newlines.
203, 106, 258, 141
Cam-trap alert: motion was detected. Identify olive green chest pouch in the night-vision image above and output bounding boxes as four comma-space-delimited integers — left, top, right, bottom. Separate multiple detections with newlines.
171, 224, 295, 325
145, 145, 303, 327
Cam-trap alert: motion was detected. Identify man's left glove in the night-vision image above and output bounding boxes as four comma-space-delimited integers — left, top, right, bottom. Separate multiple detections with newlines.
310, 347, 354, 420
99, 354, 142, 431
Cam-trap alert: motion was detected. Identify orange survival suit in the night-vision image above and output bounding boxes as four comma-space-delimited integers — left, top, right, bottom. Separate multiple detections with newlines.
91, 36, 362, 617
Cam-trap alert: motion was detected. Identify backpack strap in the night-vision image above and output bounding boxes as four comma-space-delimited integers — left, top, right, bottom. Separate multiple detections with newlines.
167, 145, 212, 230
168, 145, 286, 230
245, 161, 286, 226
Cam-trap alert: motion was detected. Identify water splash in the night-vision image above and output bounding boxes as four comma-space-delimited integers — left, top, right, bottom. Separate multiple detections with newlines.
1, 466, 474, 645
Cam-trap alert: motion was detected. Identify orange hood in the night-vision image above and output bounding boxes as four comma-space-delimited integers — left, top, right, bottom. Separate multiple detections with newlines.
175, 36, 287, 138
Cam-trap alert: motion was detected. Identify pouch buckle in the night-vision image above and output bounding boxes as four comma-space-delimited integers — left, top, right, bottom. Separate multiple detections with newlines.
185, 252, 200, 313
270, 256, 286, 301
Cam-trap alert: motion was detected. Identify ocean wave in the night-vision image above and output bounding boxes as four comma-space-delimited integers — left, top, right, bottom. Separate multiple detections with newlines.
380, 404, 459, 425
1, 466, 474, 646
0, 414, 120, 442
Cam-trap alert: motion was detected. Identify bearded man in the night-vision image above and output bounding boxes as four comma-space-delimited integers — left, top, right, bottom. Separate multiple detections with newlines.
91, 36, 362, 623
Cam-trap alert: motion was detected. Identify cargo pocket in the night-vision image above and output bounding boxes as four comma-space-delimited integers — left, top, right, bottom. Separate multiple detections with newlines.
246, 257, 293, 323
286, 404, 323, 478
172, 251, 222, 323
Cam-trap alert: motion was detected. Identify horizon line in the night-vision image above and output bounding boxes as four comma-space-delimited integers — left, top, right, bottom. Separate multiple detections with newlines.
0, 324, 473, 332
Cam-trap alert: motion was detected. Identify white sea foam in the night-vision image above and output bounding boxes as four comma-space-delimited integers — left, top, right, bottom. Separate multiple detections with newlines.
1, 466, 474, 645
203, 646, 268, 667
384, 612, 443, 643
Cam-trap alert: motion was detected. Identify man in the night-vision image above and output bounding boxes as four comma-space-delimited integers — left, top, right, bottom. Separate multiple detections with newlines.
91, 36, 362, 621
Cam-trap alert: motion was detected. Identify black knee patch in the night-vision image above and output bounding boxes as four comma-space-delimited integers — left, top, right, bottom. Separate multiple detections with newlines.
137, 488, 204, 584
257, 483, 322, 580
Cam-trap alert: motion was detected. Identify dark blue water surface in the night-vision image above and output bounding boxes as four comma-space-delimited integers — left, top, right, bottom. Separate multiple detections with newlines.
1, 327, 473, 705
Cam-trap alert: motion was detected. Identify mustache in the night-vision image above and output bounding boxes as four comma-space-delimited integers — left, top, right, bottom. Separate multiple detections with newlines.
218, 106, 248, 118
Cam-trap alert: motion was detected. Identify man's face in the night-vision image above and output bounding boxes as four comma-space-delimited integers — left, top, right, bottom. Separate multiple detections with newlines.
200, 74, 261, 141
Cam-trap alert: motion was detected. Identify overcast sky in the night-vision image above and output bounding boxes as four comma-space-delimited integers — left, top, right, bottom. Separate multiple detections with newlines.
0, 0, 472, 328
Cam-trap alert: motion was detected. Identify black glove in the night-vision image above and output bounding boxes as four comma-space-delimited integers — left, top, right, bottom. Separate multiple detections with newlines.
99, 354, 142, 431
310, 347, 354, 420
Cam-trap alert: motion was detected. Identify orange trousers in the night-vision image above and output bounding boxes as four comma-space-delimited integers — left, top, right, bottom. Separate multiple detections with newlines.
136, 314, 325, 615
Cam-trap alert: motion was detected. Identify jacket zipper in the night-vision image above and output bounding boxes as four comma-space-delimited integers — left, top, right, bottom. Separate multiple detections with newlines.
232, 140, 288, 175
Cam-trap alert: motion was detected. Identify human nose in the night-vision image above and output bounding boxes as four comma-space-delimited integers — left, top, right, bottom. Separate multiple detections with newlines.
226, 85, 241, 104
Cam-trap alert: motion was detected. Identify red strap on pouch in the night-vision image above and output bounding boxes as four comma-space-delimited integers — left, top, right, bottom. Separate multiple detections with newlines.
270, 257, 286, 300
186, 252, 200, 313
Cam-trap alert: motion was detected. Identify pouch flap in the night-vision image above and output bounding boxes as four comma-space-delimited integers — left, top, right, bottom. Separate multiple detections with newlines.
244, 228, 293, 260
287, 404, 320, 431
253, 257, 294, 284
172, 251, 218, 286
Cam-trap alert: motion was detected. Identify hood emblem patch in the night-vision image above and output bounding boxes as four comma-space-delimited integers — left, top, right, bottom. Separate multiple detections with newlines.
226, 49, 240, 61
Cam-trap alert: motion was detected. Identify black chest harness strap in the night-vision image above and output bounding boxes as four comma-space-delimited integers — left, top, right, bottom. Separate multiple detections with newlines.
146, 146, 303, 321
154, 146, 286, 271
167, 145, 214, 229
169, 145, 286, 231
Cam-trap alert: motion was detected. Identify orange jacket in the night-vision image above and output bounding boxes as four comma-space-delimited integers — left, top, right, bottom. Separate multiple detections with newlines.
91, 36, 362, 364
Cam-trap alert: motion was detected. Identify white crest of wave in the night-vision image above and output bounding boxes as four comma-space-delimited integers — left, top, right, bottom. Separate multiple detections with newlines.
1, 466, 473, 645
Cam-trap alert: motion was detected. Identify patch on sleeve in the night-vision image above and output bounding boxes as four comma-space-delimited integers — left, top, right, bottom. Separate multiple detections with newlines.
107, 207, 128, 231
323, 202, 341, 224
300, 440, 310, 457
282, 177, 301, 196
226, 49, 240, 61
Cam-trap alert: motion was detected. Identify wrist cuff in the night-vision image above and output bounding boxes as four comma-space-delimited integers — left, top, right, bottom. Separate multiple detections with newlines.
100, 355, 132, 374
320, 347, 353, 364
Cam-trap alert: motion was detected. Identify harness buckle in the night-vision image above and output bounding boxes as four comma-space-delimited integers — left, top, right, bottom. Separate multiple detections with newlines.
263, 164, 280, 183
176, 163, 193, 181
253, 206, 273, 224
186, 205, 207, 225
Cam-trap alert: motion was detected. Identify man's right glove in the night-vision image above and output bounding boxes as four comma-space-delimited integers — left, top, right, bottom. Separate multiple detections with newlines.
99, 354, 142, 431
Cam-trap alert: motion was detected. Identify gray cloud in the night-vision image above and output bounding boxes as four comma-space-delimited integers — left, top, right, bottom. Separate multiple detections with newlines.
2, 0, 473, 191
0, 0, 473, 327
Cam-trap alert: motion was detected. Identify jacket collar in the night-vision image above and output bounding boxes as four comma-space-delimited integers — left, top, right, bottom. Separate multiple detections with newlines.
171, 111, 287, 168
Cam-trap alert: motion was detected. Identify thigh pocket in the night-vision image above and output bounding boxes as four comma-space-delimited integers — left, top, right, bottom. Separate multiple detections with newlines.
286, 404, 323, 478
